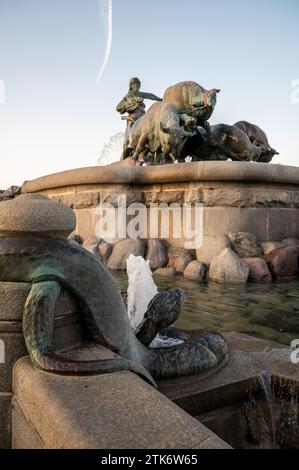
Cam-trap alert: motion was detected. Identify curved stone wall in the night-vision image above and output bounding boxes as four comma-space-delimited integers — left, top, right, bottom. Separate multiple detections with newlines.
22, 161, 299, 246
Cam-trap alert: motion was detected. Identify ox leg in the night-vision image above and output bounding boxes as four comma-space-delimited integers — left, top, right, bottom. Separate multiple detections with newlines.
131, 134, 148, 161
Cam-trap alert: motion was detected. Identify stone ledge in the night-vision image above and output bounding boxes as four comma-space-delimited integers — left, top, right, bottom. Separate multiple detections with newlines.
22, 162, 299, 193
159, 333, 299, 416
12, 356, 230, 449
0, 282, 79, 322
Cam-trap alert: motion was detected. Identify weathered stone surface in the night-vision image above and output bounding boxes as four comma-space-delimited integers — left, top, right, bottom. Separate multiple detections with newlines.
184, 260, 207, 281
100, 191, 144, 206
3, 186, 21, 199
281, 237, 299, 247
243, 258, 272, 283
145, 191, 184, 205
0, 331, 27, 393
261, 241, 286, 255
12, 398, 44, 449
167, 247, 195, 273
184, 190, 203, 204
97, 239, 113, 263
209, 248, 249, 284
0, 283, 30, 321
0, 393, 12, 448
0, 282, 78, 322
203, 189, 250, 208
160, 333, 291, 407
249, 190, 293, 208
0, 280, 84, 393
52, 192, 100, 209
146, 239, 168, 270
13, 357, 225, 449
196, 236, 230, 266
228, 232, 262, 258
68, 233, 82, 244
192, 435, 231, 449
154, 267, 177, 277
107, 239, 146, 270
82, 237, 112, 263
0, 315, 84, 393
83, 236, 99, 255
20, 162, 299, 250
265, 246, 299, 280
0, 194, 75, 238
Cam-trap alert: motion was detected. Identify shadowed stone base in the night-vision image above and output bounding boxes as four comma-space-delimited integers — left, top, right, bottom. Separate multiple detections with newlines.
0, 393, 12, 449
0, 281, 86, 449
12, 352, 230, 449
12, 398, 44, 449
0, 282, 85, 393
159, 333, 299, 449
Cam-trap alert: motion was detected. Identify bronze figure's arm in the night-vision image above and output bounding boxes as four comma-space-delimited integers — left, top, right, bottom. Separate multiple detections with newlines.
138, 91, 162, 102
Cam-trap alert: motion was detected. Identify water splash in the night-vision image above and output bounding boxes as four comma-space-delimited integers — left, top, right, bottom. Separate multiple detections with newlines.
96, 0, 113, 83
126, 255, 158, 330
259, 371, 277, 448
126, 255, 185, 348
98, 132, 124, 165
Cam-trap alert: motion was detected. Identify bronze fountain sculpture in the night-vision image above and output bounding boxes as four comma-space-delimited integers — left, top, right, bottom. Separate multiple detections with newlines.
117, 78, 278, 165
0, 194, 228, 387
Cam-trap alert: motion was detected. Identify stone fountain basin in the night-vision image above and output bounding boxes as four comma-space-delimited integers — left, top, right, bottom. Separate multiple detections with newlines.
158, 332, 299, 449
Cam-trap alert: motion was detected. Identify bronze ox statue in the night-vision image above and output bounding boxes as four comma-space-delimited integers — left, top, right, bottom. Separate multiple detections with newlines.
123, 102, 196, 164
118, 79, 279, 165
163, 80, 220, 133
233, 121, 279, 163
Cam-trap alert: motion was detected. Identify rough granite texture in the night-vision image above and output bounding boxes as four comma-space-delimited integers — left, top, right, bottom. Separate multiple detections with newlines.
209, 248, 250, 284
12, 357, 230, 449
0, 194, 75, 238
20, 162, 299, 245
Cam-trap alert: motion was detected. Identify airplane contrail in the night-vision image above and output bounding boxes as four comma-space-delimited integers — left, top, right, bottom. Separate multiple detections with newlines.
96, 0, 113, 83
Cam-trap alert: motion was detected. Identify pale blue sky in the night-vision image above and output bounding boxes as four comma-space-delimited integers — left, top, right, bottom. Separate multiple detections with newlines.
0, 0, 298, 187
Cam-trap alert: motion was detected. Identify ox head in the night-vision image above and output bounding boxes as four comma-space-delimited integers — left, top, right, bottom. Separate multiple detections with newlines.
160, 123, 197, 157
258, 146, 279, 163
193, 88, 220, 110
160, 123, 196, 139
205, 88, 220, 108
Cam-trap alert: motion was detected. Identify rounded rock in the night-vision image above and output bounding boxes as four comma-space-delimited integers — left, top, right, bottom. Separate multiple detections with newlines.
184, 260, 207, 281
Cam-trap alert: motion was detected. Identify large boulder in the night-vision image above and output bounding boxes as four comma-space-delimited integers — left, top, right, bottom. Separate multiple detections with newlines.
281, 238, 299, 247
196, 236, 230, 266
167, 247, 195, 273
261, 241, 286, 255
83, 236, 100, 255
209, 248, 249, 284
243, 258, 272, 283
107, 239, 146, 270
97, 239, 113, 263
83, 237, 112, 264
146, 239, 168, 270
228, 232, 262, 258
154, 267, 177, 277
68, 233, 82, 245
184, 260, 207, 281
265, 246, 299, 280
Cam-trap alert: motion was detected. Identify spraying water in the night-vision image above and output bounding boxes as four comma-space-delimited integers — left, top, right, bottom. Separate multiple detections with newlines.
126, 255, 185, 348
258, 371, 278, 448
98, 132, 125, 165
126, 255, 158, 330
